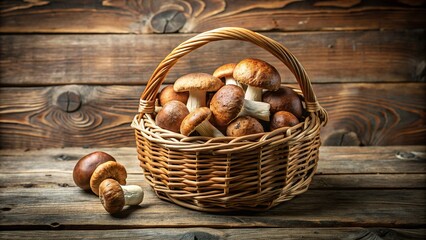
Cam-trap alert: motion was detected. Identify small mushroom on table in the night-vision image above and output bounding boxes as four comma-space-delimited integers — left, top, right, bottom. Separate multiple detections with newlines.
210, 85, 271, 127
213, 63, 242, 87
262, 86, 304, 119
226, 116, 264, 137
99, 179, 144, 214
270, 111, 300, 131
174, 73, 224, 112
155, 100, 189, 133
180, 107, 224, 137
90, 161, 127, 196
73, 151, 116, 191
233, 58, 281, 101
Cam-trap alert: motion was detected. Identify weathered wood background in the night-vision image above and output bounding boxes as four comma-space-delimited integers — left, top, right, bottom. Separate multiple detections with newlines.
1, 0, 425, 149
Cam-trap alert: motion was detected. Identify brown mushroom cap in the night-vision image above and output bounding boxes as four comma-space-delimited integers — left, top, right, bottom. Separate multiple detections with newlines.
226, 116, 264, 137
233, 58, 281, 90
90, 161, 127, 196
155, 100, 189, 133
158, 85, 189, 106
270, 111, 300, 131
99, 179, 125, 214
213, 63, 236, 80
210, 85, 245, 127
180, 107, 212, 136
73, 151, 116, 191
174, 73, 224, 92
262, 86, 303, 118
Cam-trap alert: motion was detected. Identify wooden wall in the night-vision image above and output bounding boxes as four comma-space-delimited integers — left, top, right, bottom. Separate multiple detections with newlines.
0, 0, 425, 149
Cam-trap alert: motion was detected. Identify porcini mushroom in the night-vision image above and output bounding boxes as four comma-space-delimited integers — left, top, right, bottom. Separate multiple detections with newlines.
180, 107, 224, 137
73, 151, 116, 191
210, 85, 270, 127
233, 58, 281, 101
174, 73, 224, 112
226, 116, 264, 137
270, 111, 300, 131
99, 179, 144, 214
155, 100, 189, 133
90, 161, 127, 196
213, 63, 242, 87
262, 86, 303, 119
158, 85, 189, 106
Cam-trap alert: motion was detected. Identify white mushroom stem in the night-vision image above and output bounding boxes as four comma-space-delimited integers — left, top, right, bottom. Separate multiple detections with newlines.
187, 90, 206, 112
244, 86, 263, 102
155, 106, 162, 113
225, 77, 243, 88
122, 185, 144, 205
196, 120, 224, 137
239, 99, 270, 122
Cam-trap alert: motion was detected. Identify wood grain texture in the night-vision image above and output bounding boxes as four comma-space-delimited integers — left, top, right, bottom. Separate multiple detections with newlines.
0, 0, 425, 33
1, 83, 425, 149
1, 228, 425, 240
1, 30, 425, 86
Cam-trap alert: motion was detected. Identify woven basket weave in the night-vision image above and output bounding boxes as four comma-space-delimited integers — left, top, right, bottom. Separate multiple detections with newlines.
131, 27, 328, 212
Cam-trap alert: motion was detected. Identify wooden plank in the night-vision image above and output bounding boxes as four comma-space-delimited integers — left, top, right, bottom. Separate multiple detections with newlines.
0, 228, 425, 240
1, 83, 425, 149
0, 187, 424, 228
0, 146, 425, 189
1, 30, 424, 86
0, 0, 425, 33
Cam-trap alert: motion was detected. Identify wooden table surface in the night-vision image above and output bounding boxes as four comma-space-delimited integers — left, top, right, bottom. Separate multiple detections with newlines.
0, 146, 425, 239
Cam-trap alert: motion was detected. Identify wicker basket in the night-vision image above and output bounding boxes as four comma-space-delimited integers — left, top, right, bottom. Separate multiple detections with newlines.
131, 27, 328, 212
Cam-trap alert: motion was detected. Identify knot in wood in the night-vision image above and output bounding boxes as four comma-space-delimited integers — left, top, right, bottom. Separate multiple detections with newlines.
57, 91, 81, 113
150, 10, 186, 33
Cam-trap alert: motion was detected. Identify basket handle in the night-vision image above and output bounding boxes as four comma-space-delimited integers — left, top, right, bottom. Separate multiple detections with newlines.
138, 27, 326, 120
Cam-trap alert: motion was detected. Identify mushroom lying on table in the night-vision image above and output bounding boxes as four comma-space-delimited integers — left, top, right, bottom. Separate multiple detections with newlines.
90, 161, 127, 196
99, 179, 144, 214
180, 107, 224, 137
210, 85, 270, 127
174, 73, 224, 112
233, 58, 281, 101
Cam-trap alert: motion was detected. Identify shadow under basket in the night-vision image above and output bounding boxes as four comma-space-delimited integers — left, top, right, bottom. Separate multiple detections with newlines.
131, 27, 328, 212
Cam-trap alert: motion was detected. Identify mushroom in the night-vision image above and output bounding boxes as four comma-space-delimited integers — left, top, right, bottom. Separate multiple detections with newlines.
155, 100, 189, 133
270, 111, 300, 131
180, 107, 224, 137
210, 85, 270, 127
262, 86, 303, 119
174, 73, 224, 112
73, 151, 116, 191
213, 63, 242, 87
233, 58, 281, 101
226, 116, 264, 137
158, 85, 189, 106
90, 161, 127, 196
99, 179, 144, 214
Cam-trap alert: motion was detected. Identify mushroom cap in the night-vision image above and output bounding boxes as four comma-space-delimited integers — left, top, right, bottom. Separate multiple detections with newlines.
180, 107, 212, 136
209, 85, 245, 127
233, 58, 281, 90
73, 151, 116, 191
262, 86, 303, 118
90, 161, 127, 196
155, 100, 189, 133
226, 116, 264, 137
270, 111, 300, 131
158, 85, 189, 106
213, 63, 237, 80
99, 179, 125, 214
174, 73, 224, 92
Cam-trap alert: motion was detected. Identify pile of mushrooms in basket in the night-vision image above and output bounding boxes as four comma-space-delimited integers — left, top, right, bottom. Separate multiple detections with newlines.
155, 58, 304, 137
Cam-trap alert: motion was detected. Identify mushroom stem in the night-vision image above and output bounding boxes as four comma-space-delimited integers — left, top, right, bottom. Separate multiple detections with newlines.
196, 120, 224, 137
240, 99, 270, 121
122, 185, 144, 205
244, 86, 263, 102
225, 77, 242, 87
187, 90, 206, 112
